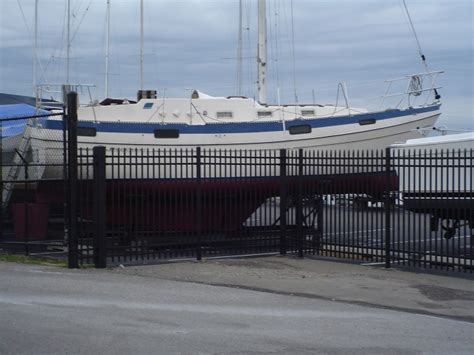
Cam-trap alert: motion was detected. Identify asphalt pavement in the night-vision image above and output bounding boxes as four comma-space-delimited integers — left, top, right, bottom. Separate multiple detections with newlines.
1, 258, 473, 354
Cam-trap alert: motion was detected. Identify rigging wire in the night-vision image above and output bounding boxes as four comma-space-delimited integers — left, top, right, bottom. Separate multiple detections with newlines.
290, 0, 298, 104
45, 4, 68, 86
402, 0, 425, 66
16, 0, 49, 90
71, 0, 93, 43
401, 0, 440, 99
72, 0, 84, 17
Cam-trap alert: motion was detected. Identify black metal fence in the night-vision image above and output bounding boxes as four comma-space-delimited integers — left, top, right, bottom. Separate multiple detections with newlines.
390, 147, 473, 270
67, 145, 472, 272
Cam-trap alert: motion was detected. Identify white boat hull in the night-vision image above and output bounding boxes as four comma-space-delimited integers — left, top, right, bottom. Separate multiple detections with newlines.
31, 105, 440, 179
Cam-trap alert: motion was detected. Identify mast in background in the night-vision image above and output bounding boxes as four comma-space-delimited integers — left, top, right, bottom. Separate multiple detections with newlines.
105, 0, 111, 97
236, 0, 243, 96
257, 0, 267, 104
33, 0, 38, 94
66, 0, 71, 83
140, 0, 144, 90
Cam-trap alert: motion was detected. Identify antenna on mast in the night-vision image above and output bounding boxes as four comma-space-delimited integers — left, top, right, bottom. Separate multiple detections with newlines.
257, 0, 267, 104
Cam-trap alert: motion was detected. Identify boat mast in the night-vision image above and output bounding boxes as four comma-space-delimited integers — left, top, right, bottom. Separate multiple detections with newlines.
105, 0, 111, 97
66, 0, 71, 84
257, 0, 267, 104
33, 0, 38, 94
140, 0, 144, 90
236, 0, 243, 96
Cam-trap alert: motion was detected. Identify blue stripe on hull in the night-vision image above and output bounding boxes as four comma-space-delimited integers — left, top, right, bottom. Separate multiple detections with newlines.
44, 104, 440, 134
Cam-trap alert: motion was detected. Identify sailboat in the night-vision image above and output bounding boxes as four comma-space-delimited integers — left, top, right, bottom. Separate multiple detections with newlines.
29, 0, 442, 178
0, 0, 450, 241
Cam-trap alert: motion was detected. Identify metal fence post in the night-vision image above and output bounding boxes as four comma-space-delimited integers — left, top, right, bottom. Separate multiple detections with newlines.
62, 103, 69, 253
23, 156, 29, 255
279, 149, 287, 255
385, 147, 391, 268
297, 148, 304, 258
15, 151, 30, 255
196, 147, 202, 261
93, 146, 107, 268
67, 92, 79, 269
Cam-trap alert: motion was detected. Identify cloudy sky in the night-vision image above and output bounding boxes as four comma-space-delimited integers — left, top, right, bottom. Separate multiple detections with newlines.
1, 0, 473, 130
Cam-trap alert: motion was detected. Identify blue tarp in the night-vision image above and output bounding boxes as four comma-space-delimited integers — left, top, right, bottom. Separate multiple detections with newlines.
0, 104, 49, 138
0, 92, 57, 106
0, 103, 49, 119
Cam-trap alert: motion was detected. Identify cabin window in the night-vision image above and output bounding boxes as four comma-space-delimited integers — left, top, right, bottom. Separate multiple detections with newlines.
301, 110, 315, 117
359, 118, 376, 126
77, 126, 97, 137
143, 102, 154, 109
216, 111, 233, 119
289, 124, 312, 135
258, 111, 273, 118
154, 128, 180, 139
